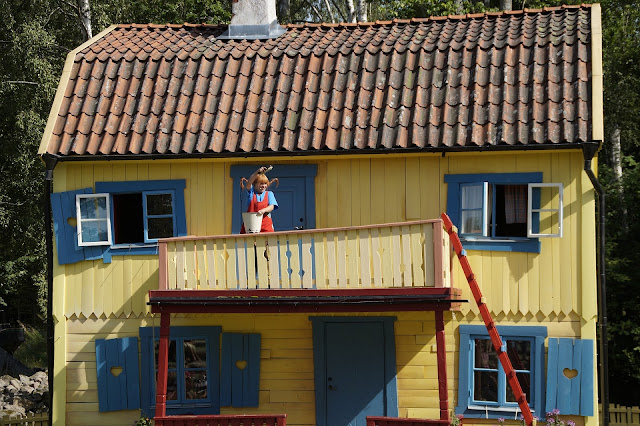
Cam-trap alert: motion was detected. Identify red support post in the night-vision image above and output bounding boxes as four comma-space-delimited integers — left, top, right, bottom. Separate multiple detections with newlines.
155, 312, 171, 419
434, 310, 449, 421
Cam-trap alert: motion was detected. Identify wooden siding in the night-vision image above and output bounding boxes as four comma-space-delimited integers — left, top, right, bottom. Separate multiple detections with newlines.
63, 313, 583, 426
54, 150, 595, 320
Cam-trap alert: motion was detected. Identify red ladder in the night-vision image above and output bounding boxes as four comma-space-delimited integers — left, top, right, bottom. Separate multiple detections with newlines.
441, 213, 534, 426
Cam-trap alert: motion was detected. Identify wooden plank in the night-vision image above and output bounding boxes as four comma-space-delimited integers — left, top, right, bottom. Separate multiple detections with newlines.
346, 230, 359, 288
256, 235, 269, 289
326, 161, 339, 227
371, 158, 385, 224
359, 229, 372, 288
391, 226, 402, 287
196, 239, 206, 290
301, 234, 313, 289
313, 233, 327, 289
247, 237, 258, 290
351, 160, 361, 226
112, 256, 124, 317
158, 243, 168, 290
185, 240, 197, 290
278, 234, 291, 289
226, 238, 238, 289
336, 231, 347, 288
289, 236, 302, 289
423, 224, 435, 287
359, 159, 371, 225
122, 256, 133, 315
237, 238, 248, 289
81, 257, 93, 318
410, 225, 424, 288
371, 227, 382, 287
401, 225, 412, 288
167, 242, 177, 290
93, 261, 105, 318
571, 339, 582, 415
405, 157, 421, 220
214, 239, 226, 289
380, 226, 393, 287
175, 240, 185, 290
267, 234, 280, 289
326, 232, 337, 288
205, 239, 216, 289
557, 338, 573, 414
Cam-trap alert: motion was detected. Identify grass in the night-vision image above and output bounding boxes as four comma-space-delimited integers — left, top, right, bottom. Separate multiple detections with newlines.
13, 325, 47, 370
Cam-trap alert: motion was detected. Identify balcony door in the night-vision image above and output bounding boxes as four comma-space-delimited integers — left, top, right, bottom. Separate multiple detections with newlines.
230, 165, 317, 233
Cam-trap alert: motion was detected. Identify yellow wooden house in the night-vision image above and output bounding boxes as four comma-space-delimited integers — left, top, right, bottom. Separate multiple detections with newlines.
39, 3, 604, 426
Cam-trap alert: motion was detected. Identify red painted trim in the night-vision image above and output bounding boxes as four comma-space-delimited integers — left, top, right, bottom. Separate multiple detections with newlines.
435, 310, 449, 421
158, 219, 444, 243
150, 287, 459, 299
154, 313, 171, 419
158, 242, 168, 290
365, 417, 449, 425
153, 414, 287, 426
150, 303, 461, 314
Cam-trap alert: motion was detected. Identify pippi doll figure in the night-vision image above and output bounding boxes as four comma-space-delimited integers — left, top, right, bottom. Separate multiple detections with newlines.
240, 166, 279, 233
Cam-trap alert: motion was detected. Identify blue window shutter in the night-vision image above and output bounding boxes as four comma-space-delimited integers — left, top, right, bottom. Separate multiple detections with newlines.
95, 337, 141, 412
545, 338, 594, 416
51, 188, 104, 264
221, 333, 261, 407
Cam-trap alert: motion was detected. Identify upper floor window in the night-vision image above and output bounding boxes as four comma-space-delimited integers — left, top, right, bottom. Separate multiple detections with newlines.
445, 173, 563, 253
51, 180, 187, 264
456, 325, 547, 419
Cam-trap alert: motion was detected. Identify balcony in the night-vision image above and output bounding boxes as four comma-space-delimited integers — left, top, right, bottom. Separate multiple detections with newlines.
158, 219, 450, 291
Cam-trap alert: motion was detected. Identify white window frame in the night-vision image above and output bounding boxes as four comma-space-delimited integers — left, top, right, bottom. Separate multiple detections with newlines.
527, 183, 563, 238
76, 193, 112, 247
460, 182, 489, 237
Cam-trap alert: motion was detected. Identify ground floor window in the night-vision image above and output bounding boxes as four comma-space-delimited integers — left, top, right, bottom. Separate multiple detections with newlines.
456, 325, 546, 419
139, 326, 221, 416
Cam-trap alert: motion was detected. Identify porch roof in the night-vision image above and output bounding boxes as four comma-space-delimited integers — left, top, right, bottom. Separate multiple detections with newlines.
148, 288, 465, 313
40, 5, 594, 159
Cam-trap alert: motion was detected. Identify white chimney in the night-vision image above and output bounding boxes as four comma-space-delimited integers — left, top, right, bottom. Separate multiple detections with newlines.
218, 0, 286, 39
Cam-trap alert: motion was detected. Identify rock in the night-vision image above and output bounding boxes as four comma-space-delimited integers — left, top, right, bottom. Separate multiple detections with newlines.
0, 404, 26, 416
6, 384, 17, 393
9, 378, 20, 388
19, 375, 30, 385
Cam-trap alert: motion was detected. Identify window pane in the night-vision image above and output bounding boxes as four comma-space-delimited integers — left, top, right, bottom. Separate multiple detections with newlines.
148, 217, 174, 239
495, 185, 527, 237
506, 372, 530, 403
113, 193, 144, 244
184, 340, 207, 368
474, 371, 498, 402
154, 339, 177, 369
462, 211, 483, 234
185, 370, 208, 400
79, 197, 107, 219
167, 370, 178, 401
147, 193, 173, 215
474, 339, 498, 369
507, 340, 530, 371
80, 220, 109, 243
461, 185, 483, 209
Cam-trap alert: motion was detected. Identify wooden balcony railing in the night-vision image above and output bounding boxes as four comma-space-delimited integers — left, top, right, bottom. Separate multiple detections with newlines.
158, 219, 450, 291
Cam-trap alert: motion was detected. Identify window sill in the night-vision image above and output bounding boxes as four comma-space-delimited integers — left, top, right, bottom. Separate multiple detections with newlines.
456, 405, 541, 419
85, 244, 160, 263
460, 237, 540, 253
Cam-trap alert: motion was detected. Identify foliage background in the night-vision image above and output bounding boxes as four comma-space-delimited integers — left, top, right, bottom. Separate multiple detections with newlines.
0, 0, 638, 406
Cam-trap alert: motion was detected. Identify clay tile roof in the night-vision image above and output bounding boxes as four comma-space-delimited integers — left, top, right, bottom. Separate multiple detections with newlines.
41, 5, 594, 158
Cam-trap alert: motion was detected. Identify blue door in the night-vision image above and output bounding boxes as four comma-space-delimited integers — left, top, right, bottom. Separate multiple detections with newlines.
325, 322, 386, 426
270, 176, 306, 232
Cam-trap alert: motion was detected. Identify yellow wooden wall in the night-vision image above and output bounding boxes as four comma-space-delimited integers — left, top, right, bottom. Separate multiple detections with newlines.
63, 312, 458, 425
54, 150, 596, 321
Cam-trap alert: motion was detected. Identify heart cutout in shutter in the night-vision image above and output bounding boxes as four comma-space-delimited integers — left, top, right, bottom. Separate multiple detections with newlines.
110, 366, 123, 377
563, 368, 578, 379
235, 360, 248, 370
